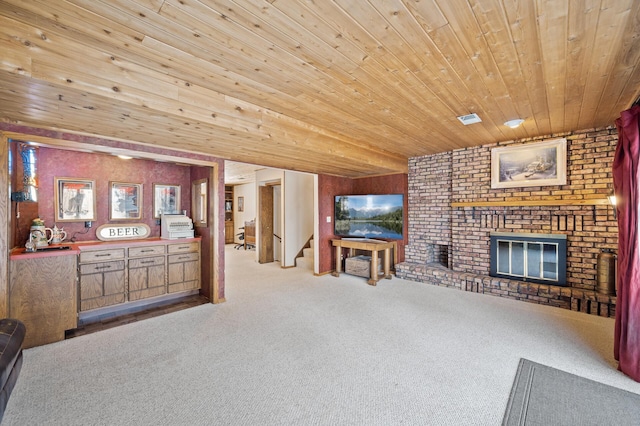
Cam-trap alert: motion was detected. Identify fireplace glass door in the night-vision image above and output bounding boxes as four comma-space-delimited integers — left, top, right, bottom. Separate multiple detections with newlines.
491, 233, 566, 286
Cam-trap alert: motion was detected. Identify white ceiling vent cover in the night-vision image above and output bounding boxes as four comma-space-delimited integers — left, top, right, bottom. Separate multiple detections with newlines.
457, 113, 482, 125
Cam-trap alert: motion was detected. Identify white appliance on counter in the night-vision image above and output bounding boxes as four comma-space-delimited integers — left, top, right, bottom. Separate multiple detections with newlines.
160, 213, 195, 239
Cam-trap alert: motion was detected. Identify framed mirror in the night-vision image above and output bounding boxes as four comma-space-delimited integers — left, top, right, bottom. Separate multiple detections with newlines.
192, 178, 208, 227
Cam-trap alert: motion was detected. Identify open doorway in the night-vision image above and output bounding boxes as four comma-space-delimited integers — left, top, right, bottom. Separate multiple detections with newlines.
226, 162, 316, 272
258, 182, 281, 264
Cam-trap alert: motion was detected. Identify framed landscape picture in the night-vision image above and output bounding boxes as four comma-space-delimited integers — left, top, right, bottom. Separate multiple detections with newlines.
491, 138, 567, 189
55, 177, 97, 222
153, 184, 181, 218
109, 182, 142, 220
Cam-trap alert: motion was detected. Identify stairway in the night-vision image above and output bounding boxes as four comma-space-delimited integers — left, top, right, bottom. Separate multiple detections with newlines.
295, 238, 314, 271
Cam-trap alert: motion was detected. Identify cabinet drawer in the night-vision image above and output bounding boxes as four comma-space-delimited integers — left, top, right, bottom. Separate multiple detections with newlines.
79, 248, 125, 263
129, 256, 165, 268
80, 260, 125, 275
128, 245, 165, 257
168, 252, 199, 263
168, 242, 199, 254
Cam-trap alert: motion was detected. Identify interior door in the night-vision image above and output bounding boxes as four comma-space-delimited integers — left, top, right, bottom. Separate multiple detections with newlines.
259, 185, 274, 263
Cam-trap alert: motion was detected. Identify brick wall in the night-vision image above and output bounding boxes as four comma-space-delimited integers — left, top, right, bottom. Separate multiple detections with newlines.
406, 151, 452, 265
397, 127, 618, 317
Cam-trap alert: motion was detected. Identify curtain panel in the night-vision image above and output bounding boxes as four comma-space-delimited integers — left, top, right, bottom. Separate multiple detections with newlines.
613, 104, 640, 382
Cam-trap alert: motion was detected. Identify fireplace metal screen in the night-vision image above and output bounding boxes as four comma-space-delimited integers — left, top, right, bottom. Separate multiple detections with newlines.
490, 232, 567, 286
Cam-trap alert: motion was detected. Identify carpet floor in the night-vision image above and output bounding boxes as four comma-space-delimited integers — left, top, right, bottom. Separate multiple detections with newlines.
4, 246, 640, 425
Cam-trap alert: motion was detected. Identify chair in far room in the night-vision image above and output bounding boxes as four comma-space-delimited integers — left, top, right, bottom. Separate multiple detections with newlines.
243, 221, 256, 250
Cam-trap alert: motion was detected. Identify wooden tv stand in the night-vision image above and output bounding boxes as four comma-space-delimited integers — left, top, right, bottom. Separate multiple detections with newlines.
331, 238, 397, 285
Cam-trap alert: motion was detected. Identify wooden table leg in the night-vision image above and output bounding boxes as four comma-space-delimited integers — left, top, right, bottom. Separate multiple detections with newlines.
332, 245, 342, 277
368, 250, 379, 286
383, 247, 392, 279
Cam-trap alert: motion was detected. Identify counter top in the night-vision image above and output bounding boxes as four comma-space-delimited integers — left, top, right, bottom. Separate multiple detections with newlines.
10, 244, 80, 260
10, 236, 201, 260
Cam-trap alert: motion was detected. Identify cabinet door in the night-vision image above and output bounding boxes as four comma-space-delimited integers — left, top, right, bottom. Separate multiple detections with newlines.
225, 221, 234, 243
168, 252, 200, 293
79, 260, 126, 311
128, 256, 166, 301
9, 255, 77, 348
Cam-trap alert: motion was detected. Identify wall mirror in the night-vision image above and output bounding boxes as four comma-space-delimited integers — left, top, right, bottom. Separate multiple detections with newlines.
192, 178, 208, 227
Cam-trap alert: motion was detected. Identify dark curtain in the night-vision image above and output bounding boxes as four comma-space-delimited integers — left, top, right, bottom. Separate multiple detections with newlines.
613, 104, 640, 382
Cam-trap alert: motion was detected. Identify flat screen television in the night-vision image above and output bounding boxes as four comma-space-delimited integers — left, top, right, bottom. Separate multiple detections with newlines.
334, 194, 404, 239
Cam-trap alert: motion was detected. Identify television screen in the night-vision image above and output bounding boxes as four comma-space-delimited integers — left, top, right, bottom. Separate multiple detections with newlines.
334, 194, 404, 239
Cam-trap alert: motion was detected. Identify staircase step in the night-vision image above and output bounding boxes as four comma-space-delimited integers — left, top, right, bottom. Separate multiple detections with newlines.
296, 256, 314, 270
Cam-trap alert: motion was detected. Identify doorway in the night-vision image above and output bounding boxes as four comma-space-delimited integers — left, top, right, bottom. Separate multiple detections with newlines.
258, 182, 282, 264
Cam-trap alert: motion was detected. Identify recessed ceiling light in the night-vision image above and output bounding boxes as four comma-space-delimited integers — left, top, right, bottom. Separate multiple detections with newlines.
117, 154, 133, 160
504, 119, 525, 128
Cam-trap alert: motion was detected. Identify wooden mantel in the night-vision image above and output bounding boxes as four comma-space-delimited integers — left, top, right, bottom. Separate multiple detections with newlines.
451, 198, 610, 208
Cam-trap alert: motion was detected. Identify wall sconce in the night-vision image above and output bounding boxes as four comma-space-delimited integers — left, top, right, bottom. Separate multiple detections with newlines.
608, 191, 617, 219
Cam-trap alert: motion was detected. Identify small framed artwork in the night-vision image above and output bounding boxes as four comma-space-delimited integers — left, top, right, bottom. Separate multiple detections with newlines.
109, 182, 142, 220
238, 196, 244, 212
55, 177, 97, 222
491, 138, 567, 189
153, 184, 181, 218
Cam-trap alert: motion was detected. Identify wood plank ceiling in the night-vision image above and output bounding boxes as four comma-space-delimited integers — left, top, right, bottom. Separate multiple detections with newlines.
1, 0, 639, 178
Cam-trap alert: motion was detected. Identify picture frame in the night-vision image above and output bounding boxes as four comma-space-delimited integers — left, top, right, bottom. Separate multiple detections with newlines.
153, 184, 181, 218
109, 181, 142, 220
238, 196, 244, 212
54, 177, 97, 222
491, 138, 567, 189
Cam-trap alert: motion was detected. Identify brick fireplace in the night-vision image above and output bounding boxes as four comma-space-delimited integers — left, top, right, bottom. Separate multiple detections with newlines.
396, 127, 618, 317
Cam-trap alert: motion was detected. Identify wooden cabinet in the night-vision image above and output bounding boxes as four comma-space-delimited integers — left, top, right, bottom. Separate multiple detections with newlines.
128, 245, 166, 301
225, 185, 234, 243
78, 248, 126, 311
7, 238, 201, 347
77, 239, 201, 314
225, 221, 235, 244
9, 254, 78, 348
167, 241, 200, 293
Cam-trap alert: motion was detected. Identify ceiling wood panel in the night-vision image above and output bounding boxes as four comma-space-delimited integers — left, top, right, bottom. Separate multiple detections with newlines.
1, 0, 639, 179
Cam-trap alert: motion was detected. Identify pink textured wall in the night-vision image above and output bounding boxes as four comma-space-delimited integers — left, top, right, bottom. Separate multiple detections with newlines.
36, 147, 192, 242
317, 173, 408, 274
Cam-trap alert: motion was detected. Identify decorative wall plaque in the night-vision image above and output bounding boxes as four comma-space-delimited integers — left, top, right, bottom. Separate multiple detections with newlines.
96, 223, 151, 241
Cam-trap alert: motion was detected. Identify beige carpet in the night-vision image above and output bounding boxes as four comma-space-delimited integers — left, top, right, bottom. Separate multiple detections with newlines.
4, 246, 640, 425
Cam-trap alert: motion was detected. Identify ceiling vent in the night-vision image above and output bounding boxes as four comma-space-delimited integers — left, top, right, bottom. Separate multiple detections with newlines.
457, 113, 482, 125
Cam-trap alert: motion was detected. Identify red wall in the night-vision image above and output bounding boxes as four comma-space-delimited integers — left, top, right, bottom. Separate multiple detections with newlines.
35, 147, 192, 242
317, 173, 408, 274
